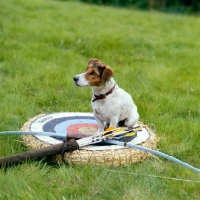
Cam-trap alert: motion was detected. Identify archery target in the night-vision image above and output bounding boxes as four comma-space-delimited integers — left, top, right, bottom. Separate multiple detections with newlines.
28, 112, 151, 150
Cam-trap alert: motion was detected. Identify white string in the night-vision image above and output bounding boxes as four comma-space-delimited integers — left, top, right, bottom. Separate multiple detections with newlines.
107, 170, 200, 183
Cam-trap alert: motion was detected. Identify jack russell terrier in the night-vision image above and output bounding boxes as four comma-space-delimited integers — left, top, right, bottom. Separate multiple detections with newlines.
73, 58, 139, 134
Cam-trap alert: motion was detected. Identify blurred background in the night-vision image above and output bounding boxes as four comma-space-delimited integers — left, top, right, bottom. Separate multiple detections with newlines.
80, 0, 200, 13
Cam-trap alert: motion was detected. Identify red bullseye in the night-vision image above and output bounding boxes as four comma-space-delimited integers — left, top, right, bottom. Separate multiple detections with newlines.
67, 123, 98, 134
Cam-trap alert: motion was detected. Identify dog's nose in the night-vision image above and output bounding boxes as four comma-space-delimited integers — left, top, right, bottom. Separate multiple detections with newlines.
73, 76, 78, 82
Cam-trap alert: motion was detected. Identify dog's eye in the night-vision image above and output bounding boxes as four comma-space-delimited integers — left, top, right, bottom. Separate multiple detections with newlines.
90, 72, 97, 75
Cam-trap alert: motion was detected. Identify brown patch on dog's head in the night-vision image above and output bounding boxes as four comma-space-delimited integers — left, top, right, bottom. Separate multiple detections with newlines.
85, 58, 114, 87
88, 58, 101, 65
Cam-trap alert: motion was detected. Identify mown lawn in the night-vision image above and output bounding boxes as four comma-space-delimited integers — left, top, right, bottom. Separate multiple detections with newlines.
0, 0, 200, 199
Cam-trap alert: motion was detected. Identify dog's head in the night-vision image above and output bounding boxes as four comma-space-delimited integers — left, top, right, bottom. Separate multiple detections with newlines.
74, 58, 113, 87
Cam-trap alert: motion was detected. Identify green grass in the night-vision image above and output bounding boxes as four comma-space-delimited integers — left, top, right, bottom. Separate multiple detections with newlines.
0, 0, 200, 199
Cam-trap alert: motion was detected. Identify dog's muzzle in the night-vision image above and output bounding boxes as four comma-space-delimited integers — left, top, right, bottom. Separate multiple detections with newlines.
73, 74, 89, 87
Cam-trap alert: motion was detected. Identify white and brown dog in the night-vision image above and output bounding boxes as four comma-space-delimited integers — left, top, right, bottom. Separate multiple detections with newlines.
73, 58, 139, 134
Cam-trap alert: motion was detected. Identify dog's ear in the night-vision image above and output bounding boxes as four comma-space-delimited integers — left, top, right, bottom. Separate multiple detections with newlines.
88, 58, 101, 65
101, 66, 113, 82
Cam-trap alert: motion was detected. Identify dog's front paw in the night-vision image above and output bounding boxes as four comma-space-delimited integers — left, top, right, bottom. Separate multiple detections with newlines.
94, 129, 104, 135
93, 131, 101, 135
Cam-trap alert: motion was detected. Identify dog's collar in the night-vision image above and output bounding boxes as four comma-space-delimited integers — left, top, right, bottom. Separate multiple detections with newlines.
92, 84, 116, 102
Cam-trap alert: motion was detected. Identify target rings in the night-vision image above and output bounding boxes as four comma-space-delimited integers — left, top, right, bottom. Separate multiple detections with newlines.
21, 112, 157, 167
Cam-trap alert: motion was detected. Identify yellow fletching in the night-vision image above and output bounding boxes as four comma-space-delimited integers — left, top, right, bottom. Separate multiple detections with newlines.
124, 132, 136, 137
105, 126, 115, 131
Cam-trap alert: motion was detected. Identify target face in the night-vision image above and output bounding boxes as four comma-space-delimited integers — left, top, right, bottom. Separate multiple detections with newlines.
29, 112, 150, 150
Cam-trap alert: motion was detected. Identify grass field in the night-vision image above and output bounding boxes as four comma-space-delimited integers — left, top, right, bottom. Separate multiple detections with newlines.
0, 0, 200, 199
